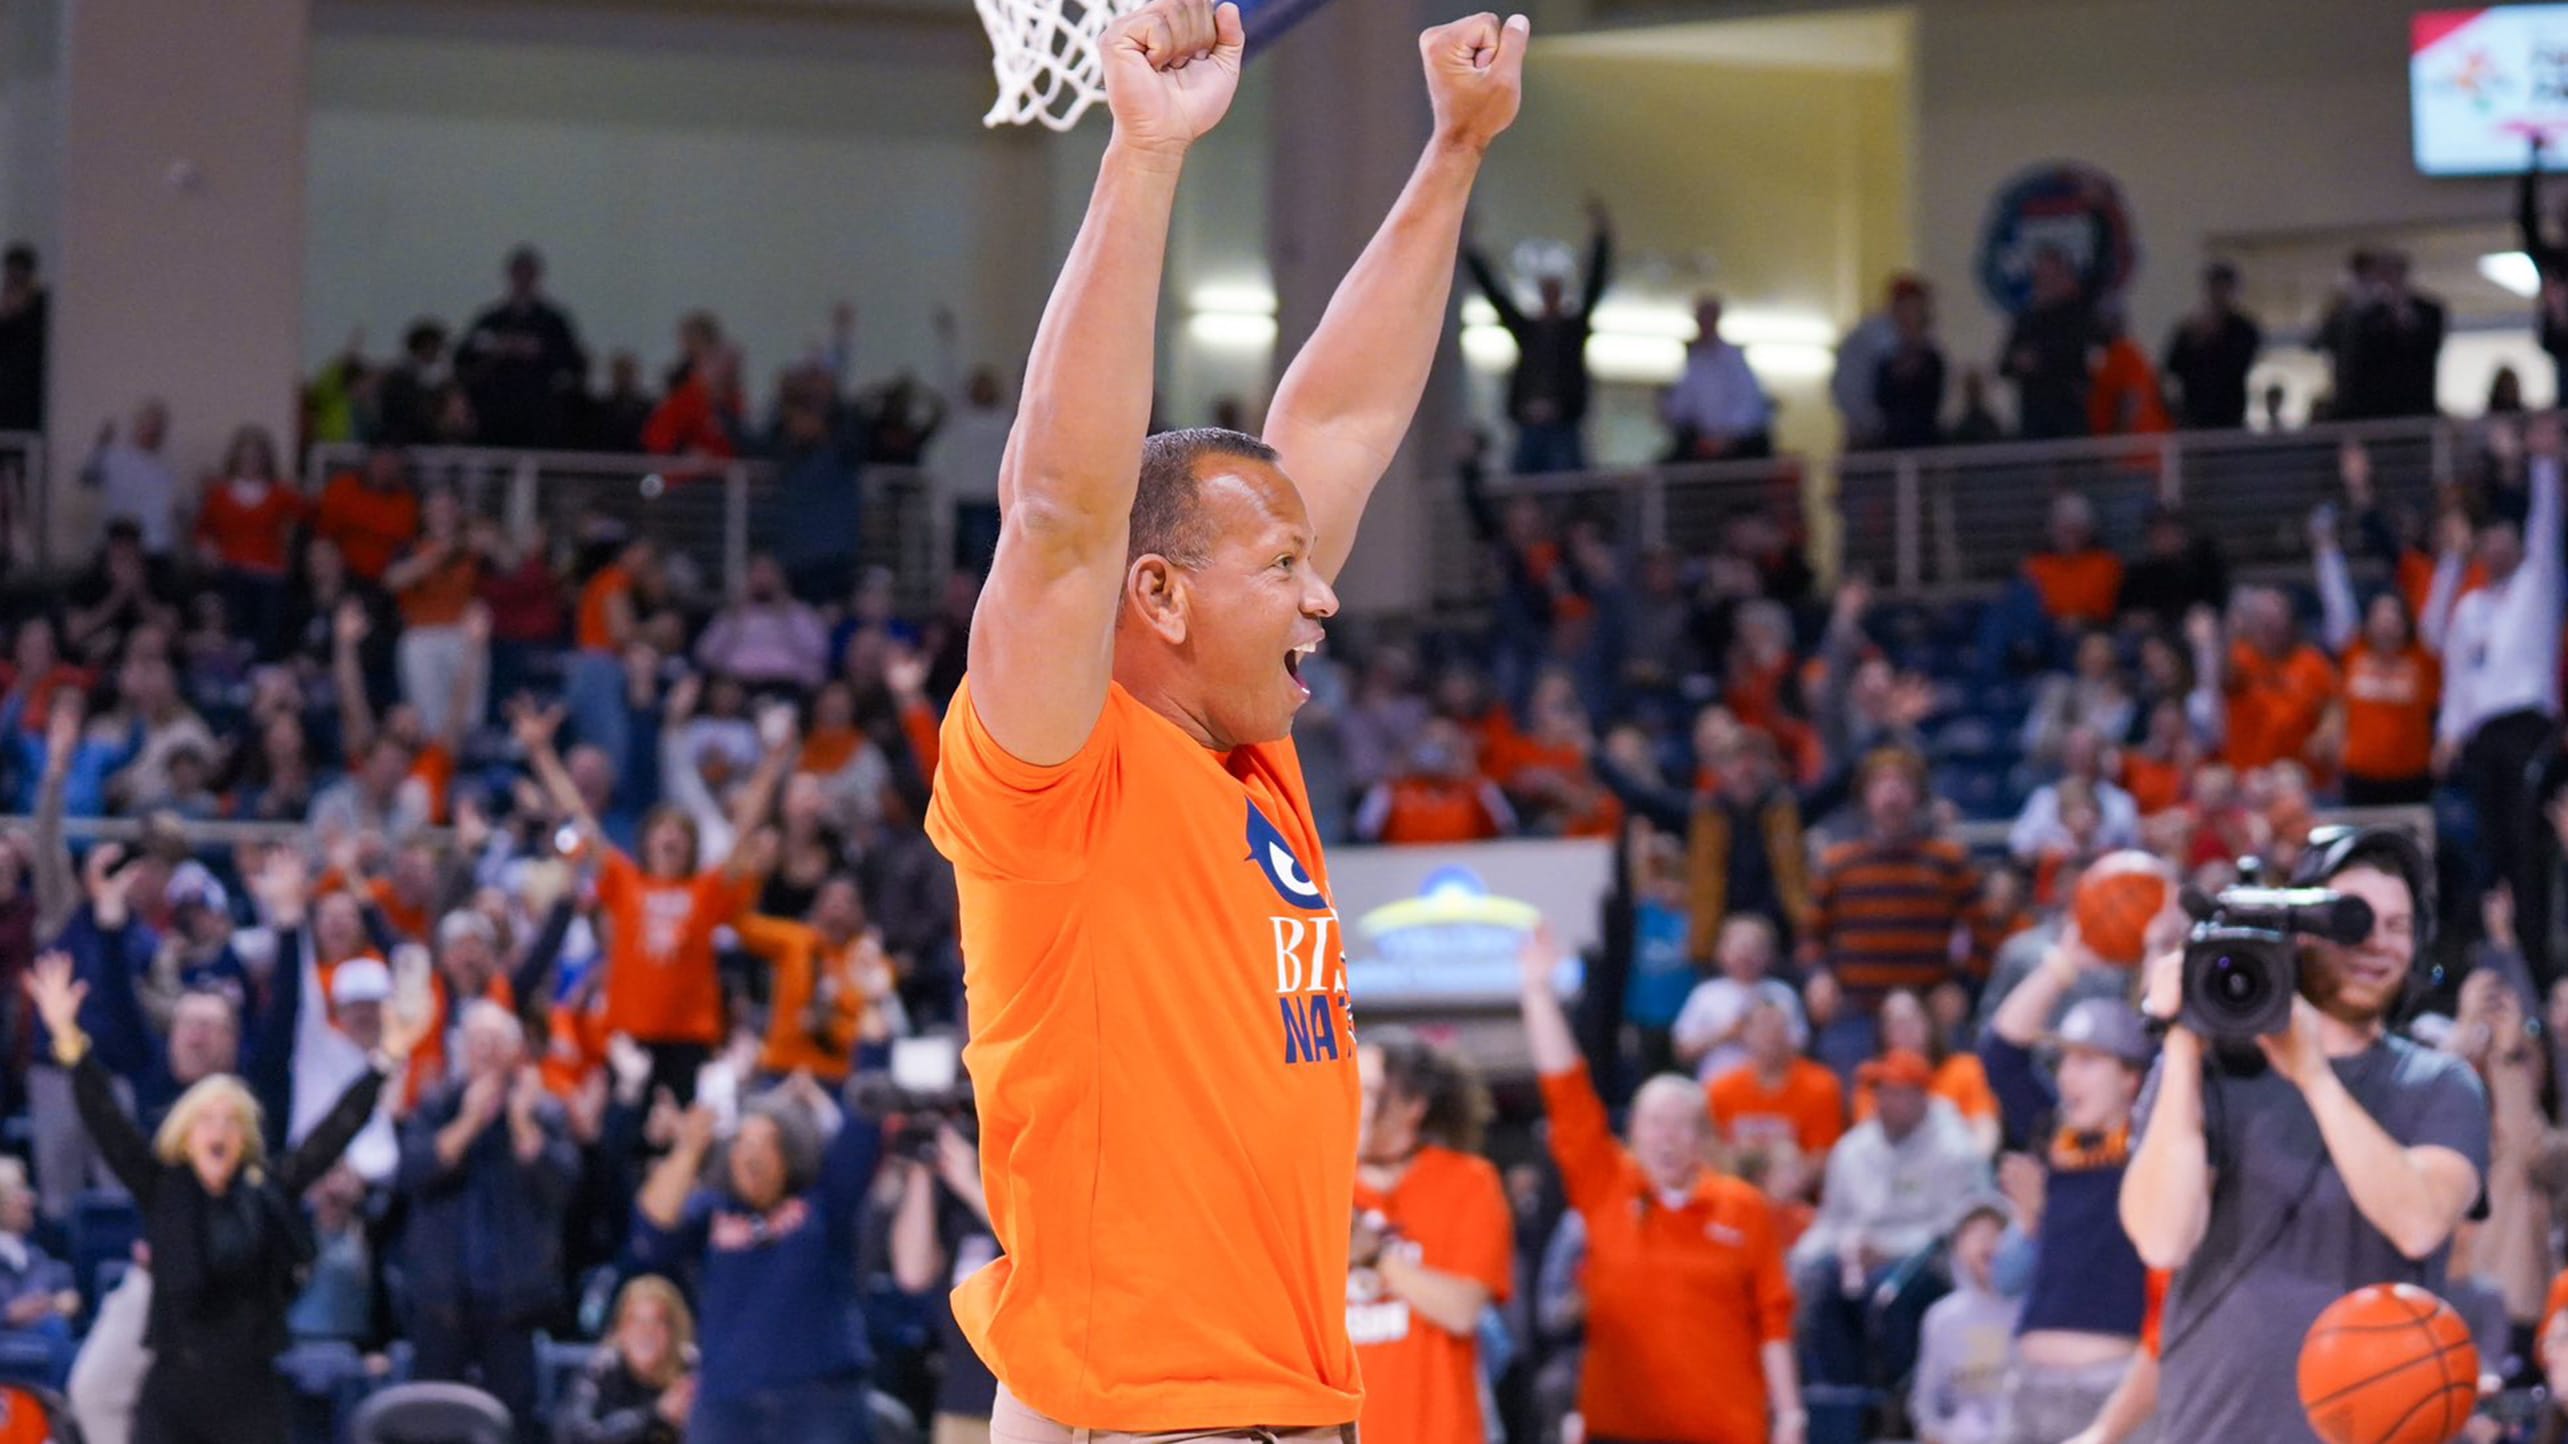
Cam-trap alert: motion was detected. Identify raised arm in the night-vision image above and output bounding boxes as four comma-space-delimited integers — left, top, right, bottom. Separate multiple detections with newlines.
511, 702, 599, 839
1262, 15, 1525, 583
332, 599, 379, 761
966, 0, 1244, 768
1578, 199, 1613, 318
26, 953, 157, 1199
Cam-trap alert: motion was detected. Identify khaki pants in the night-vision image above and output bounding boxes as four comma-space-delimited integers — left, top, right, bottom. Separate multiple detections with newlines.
935, 1416, 995, 1444
990, 1385, 1356, 1444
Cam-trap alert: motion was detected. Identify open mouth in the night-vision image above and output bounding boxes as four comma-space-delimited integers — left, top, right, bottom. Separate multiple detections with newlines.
1285, 639, 1319, 694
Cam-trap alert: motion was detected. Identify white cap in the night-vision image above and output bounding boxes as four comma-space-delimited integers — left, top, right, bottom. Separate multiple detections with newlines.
331, 958, 394, 1007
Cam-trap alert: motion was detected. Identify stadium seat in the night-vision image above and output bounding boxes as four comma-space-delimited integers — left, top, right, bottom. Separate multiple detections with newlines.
0, 1339, 55, 1392
345, 1381, 511, 1444
535, 1334, 595, 1421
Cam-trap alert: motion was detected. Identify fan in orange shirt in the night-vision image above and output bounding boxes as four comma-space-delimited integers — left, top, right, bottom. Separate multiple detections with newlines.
921, 4, 1525, 1435
2314, 521, 2443, 806
1347, 1030, 1513, 1444
1520, 929, 1806, 1444
1853, 988, 2000, 1156
518, 701, 786, 1103
1707, 999, 1848, 1167
2214, 588, 2339, 772
312, 449, 423, 583
191, 425, 303, 579
732, 875, 882, 1083
2021, 495, 2125, 626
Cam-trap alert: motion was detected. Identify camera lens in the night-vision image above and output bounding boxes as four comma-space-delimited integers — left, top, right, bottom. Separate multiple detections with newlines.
2211, 954, 2266, 1007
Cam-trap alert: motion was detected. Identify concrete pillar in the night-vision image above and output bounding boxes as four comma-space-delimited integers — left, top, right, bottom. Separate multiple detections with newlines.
49, 0, 310, 562
1264, 0, 1459, 615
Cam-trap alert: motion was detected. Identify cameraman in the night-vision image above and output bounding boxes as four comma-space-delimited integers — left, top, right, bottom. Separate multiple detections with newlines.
888, 1115, 996, 1444
2118, 828, 2490, 1443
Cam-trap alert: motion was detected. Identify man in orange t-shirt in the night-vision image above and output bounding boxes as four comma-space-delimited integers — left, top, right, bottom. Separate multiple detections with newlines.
2021, 495, 2125, 625
1519, 933, 1805, 1444
313, 449, 422, 583
520, 703, 786, 1103
923, 6, 1524, 1436
1347, 1030, 1512, 1444
2218, 587, 2339, 771
1707, 999, 1848, 1166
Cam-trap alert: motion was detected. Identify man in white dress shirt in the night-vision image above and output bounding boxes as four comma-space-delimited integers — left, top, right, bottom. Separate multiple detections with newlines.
2439, 414, 2564, 985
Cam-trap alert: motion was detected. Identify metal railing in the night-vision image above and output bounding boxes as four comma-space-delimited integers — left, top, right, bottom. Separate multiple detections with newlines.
302, 443, 938, 606
1454, 413, 2480, 603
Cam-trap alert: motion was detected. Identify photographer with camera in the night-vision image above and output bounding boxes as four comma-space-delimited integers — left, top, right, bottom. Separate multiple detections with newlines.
887, 1106, 996, 1444
2118, 827, 2490, 1443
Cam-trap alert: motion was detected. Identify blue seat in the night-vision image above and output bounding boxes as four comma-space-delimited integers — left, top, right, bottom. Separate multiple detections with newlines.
534, 1336, 594, 1422
0, 1336, 59, 1391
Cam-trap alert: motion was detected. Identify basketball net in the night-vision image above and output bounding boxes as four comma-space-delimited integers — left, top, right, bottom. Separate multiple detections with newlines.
975, 0, 1143, 131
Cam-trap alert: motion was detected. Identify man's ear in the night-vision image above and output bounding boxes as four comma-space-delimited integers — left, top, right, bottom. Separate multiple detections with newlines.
1128, 556, 1190, 645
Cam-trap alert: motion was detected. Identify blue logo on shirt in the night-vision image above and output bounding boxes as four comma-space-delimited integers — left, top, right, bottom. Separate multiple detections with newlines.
1246, 801, 1329, 911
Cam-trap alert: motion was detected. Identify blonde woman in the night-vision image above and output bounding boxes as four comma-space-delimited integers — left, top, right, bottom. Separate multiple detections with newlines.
25, 950, 423, 1444
556, 1276, 699, 1444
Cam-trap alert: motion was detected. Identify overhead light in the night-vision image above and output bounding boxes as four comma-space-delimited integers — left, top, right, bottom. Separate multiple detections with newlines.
1587, 333, 1687, 384
1189, 280, 1278, 316
1187, 312, 1278, 348
2480, 251, 2542, 299
1744, 342, 1838, 381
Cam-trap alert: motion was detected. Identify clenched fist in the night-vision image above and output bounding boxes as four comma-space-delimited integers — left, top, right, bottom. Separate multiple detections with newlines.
1421, 12, 1529, 153
1103, 0, 1247, 156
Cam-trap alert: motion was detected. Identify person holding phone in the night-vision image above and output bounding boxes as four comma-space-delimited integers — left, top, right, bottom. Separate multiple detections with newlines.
516, 698, 788, 1103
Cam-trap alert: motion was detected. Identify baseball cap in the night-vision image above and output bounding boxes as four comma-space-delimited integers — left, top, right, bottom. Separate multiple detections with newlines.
166, 861, 227, 916
330, 958, 394, 1008
1858, 1049, 1935, 1090
2047, 998, 2154, 1066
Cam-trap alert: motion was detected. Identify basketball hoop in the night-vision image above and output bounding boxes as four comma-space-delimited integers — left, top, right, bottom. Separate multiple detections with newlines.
974, 0, 1339, 132
974, 0, 1141, 132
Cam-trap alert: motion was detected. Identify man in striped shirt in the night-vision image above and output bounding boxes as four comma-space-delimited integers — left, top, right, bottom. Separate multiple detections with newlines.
1802, 747, 1980, 1071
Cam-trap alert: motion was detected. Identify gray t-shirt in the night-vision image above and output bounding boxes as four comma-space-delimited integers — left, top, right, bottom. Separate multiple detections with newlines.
2135, 1036, 2490, 1443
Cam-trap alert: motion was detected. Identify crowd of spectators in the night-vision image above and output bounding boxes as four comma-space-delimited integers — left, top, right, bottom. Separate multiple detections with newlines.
0, 195, 2561, 1444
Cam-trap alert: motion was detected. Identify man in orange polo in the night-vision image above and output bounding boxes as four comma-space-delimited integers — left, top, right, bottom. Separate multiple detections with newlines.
924, 2, 1526, 1437
1518, 929, 1805, 1444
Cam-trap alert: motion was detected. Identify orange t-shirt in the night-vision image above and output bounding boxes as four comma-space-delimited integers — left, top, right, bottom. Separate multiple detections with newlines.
2340, 643, 2440, 783
578, 565, 633, 653
193, 480, 304, 577
735, 915, 867, 1081
2119, 751, 2187, 817
1706, 1059, 1847, 1161
1349, 1147, 1514, 1444
541, 992, 610, 1098
396, 546, 482, 628
403, 970, 519, 1111
365, 878, 433, 945
314, 474, 421, 582
1376, 778, 1506, 845
2022, 550, 2125, 624
400, 743, 455, 828
595, 850, 750, 1045
2224, 641, 2339, 771
0, 1386, 53, 1444
1853, 1053, 1999, 1129
925, 680, 1361, 1432
1541, 1064, 1795, 1444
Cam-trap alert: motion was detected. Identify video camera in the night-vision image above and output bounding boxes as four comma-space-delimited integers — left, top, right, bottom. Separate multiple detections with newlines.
851, 1034, 976, 1164
2179, 860, 2377, 1045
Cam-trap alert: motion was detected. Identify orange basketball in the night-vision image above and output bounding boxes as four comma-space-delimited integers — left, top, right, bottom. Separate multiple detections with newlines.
2297, 1284, 2479, 1444
2071, 855, 2172, 967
